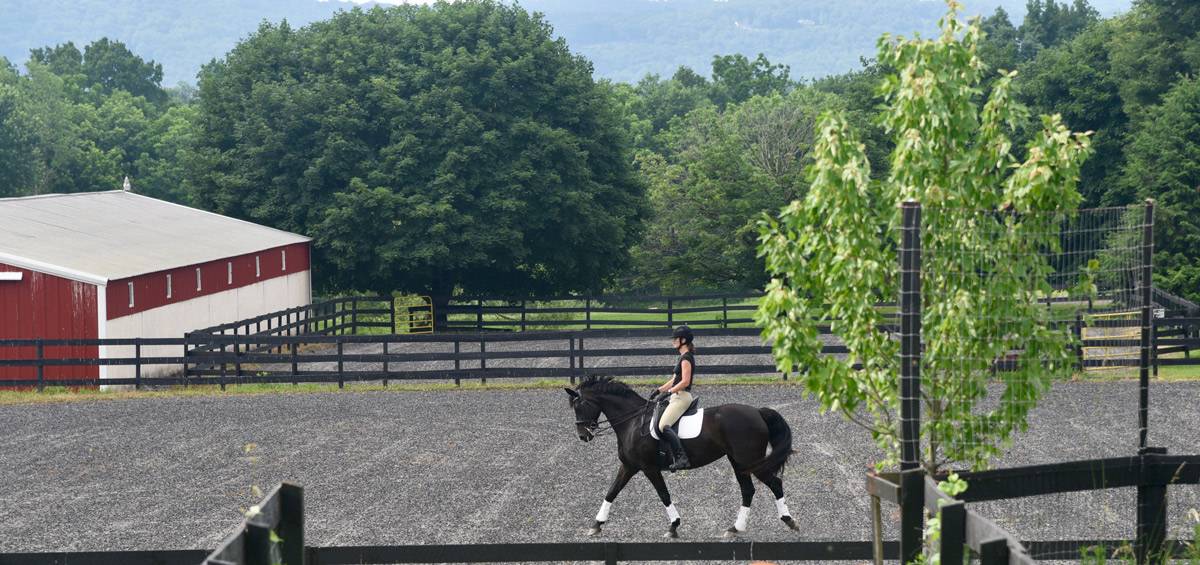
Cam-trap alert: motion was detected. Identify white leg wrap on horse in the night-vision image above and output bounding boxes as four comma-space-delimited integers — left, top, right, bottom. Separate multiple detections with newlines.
665, 503, 680, 522
596, 501, 613, 522
775, 496, 791, 518
735, 506, 751, 531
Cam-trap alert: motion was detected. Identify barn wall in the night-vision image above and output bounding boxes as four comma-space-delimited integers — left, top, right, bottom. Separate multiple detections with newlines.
106, 242, 310, 320
0, 264, 99, 382
104, 270, 311, 380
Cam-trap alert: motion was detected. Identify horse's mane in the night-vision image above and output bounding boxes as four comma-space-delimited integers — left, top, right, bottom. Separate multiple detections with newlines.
577, 375, 640, 398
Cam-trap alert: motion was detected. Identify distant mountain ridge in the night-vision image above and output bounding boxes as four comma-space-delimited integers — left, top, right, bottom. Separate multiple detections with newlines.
1, 0, 1134, 86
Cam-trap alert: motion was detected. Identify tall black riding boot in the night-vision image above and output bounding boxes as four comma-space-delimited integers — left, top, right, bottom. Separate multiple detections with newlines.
660, 426, 690, 471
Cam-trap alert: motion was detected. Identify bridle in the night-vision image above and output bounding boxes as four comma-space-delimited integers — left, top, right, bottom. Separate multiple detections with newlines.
571, 395, 657, 438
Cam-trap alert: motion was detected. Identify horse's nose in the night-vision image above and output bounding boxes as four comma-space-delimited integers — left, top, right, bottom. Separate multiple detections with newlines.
578, 433, 591, 442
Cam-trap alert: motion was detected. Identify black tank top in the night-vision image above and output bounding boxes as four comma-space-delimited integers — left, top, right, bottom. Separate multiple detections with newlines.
672, 352, 695, 392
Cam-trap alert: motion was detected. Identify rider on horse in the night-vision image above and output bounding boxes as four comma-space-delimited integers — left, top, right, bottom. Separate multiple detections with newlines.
651, 325, 695, 471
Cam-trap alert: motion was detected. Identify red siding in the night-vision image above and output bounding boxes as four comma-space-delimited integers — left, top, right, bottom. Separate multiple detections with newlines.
0, 264, 99, 381
106, 242, 310, 320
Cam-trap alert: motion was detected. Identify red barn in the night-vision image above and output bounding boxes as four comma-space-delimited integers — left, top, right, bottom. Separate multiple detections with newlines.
0, 191, 311, 383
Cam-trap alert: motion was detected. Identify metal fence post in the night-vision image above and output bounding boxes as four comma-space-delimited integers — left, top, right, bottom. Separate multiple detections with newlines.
899, 200, 922, 469
898, 201, 924, 565
36, 336, 44, 392
1139, 199, 1155, 451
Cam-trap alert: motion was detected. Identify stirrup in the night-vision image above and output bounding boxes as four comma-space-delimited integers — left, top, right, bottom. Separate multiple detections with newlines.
669, 455, 690, 471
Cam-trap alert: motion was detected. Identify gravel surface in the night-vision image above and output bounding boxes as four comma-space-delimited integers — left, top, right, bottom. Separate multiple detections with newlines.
1, 378, 1198, 561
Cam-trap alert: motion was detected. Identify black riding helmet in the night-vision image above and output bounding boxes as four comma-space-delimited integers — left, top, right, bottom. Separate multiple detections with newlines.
671, 324, 694, 345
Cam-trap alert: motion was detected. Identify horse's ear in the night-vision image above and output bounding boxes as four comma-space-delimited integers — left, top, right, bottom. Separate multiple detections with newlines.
564, 387, 579, 398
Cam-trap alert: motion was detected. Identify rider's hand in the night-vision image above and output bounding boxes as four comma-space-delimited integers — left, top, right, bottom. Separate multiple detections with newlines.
649, 389, 660, 400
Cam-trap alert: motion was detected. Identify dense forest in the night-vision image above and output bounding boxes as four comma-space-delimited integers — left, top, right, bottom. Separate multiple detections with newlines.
0, 0, 1133, 86
0, 0, 1196, 303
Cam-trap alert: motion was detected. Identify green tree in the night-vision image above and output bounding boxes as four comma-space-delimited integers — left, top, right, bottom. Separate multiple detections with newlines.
756, 3, 1093, 470
0, 63, 42, 196
1017, 19, 1128, 207
30, 38, 167, 109
1121, 76, 1200, 304
709, 53, 793, 108
1018, 0, 1100, 62
191, 2, 646, 297
627, 89, 836, 293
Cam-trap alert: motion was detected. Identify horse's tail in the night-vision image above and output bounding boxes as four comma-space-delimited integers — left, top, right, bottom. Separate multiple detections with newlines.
742, 407, 794, 477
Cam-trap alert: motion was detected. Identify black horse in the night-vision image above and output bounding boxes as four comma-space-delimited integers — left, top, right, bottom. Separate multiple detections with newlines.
565, 375, 800, 538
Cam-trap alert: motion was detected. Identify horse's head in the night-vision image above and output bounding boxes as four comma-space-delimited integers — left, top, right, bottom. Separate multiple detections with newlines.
564, 387, 601, 442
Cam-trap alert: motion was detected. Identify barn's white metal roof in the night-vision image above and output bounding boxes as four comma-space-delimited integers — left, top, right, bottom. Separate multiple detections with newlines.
0, 191, 310, 285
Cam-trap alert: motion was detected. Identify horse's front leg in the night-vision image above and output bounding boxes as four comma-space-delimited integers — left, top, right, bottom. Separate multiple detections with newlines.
590, 462, 638, 536
643, 468, 681, 538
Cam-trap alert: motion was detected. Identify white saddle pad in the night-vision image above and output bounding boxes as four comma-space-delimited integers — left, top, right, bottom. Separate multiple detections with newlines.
650, 409, 704, 440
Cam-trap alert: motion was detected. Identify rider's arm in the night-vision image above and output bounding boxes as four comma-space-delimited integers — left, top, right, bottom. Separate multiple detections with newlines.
668, 360, 692, 394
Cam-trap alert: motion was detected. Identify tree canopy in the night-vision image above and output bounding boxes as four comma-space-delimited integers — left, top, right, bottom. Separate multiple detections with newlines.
189, 1, 646, 297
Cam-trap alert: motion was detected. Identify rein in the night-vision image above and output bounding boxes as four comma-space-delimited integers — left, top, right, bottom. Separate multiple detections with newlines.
575, 396, 657, 437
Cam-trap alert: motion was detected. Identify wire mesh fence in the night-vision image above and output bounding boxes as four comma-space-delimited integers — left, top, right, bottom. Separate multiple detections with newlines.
914, 204, 1151, 472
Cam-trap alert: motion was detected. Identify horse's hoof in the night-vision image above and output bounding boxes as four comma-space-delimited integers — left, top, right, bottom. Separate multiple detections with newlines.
588, 527, 601, 536
724, 527, 739, 538
782, 516, 800, 531
664, 529, 679, 539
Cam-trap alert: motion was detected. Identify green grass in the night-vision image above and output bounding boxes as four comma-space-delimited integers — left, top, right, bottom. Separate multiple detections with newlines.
0, 375, 803, 405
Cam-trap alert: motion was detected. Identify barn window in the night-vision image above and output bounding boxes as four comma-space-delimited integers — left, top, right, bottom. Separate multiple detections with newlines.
282, 250, 287, 270
167, 274, 172, 298
196, 268, 202, 291
128, 282, 135, 308
255, 256, 261, 277
228, 262, 233, 284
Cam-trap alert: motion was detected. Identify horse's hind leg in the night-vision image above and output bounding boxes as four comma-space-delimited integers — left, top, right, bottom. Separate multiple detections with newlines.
754, 470, 800, 531
725, 465, 755, 537
643, 468, 681, 538
590, 463, 637, 536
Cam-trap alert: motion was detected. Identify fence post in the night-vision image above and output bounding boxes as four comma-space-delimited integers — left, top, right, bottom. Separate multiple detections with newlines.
570, 336, 576, 385
898, 201, 924, 565
1136, 446, 1168, 565
135, 338, 142, 391
586, 298, 592, 330
871, 494, 884, 565
899, 468, 925, 565
383, 340, 389, 387
234, 327, 243, 383
183, 333, 190, 389
1139, 199, 1155, 451
279, 482, 306, 565
454, 340, 461, 387
352, 298, 359, 335
480, 338, 487, 385
578, 337, 585, 374
220, 335, 227, 392
477, 299, 483, 332
1074, 313, 1084, 371
723, 297, 728, 329
979, 538, 1009, 565
521, 300, 527, 333
36, 336, 44, 393
291, 341, 298, 386
337, 340, 344, 389
899, 200, 922, 469
390, 298, 397, 336
939, 501, 966, 565
667, 299, 673, 327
